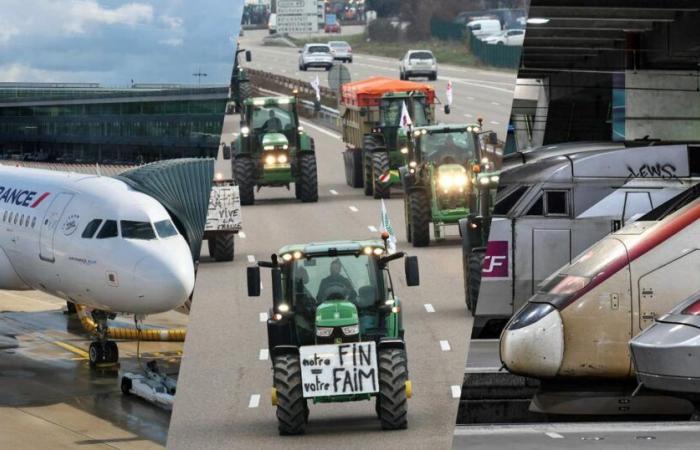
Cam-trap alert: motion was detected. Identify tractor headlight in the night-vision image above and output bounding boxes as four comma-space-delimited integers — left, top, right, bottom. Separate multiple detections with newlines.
298, 126, 304, 133
278, 303, 290, 313
278, 154, 288, 164
341, 325, 359, 336
264, 145, 274, 151
438, 173, 468, 190
490, 175, 499, 184
400, 147, 408, 154
241, 126, 250, 136
316, 327, 334, 337
283, 144, 289, 150
265, 155, 276, 165
479, 176, 490, 186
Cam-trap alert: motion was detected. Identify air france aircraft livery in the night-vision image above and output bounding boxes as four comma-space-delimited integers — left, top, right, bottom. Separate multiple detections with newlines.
0, 164, 195, 315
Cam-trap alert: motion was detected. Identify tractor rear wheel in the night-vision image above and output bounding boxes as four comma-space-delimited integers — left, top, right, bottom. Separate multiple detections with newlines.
238, 81, 253, 112
466, 248, 485, 313
208, 234, 234, 262
408, 190, 430, 247
362, 135, 381, 196
403, 195, 412, 243
377, 348, 408, 430
297, 154, 318, 202
273, 354, 307, 435
372, 152, 391, 199
233, 157, 256, 205
345, 148, 364, 188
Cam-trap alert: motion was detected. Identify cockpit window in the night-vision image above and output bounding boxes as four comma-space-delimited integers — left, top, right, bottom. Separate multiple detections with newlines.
96, 220, 118, 239
82, 219, 103, 238
154, 220, 178, 238
121, 221, 157, 240
493, 186, 529, 215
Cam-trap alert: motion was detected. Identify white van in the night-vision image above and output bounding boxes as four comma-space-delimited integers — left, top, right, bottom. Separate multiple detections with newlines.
466, 19, 502, 39
268, 13, 277, 35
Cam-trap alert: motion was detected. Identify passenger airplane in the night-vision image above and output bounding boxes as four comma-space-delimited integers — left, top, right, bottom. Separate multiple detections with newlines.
0, 164, 195, 365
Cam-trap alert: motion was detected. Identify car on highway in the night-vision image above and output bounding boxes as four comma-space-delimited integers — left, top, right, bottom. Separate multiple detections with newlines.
399, 50, 438, 81
324, 13, 341, 33
328, 40, 353, 63
483, 28, 525, 46
298, 43, 334, 71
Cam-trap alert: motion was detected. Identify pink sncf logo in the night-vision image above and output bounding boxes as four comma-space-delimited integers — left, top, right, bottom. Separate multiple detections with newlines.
482, 240, 509, 278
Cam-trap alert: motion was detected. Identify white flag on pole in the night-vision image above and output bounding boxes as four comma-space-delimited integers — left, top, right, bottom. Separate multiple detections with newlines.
380, 199, 397, 254
310, 75, 321, 101
446, 80, 453, 106
400, 101, 413, 131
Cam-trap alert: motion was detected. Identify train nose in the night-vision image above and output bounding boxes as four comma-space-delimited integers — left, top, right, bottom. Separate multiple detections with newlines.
134, 251, 195, 314
500, 302, 564, 378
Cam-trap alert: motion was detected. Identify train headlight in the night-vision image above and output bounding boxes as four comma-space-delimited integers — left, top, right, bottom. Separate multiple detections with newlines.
506, 303, 556, 331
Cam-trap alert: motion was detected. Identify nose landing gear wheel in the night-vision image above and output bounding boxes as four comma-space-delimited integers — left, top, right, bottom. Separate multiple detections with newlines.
89, 342, 103, 366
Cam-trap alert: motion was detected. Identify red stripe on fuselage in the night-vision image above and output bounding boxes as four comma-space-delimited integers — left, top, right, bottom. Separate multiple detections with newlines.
30, 192, 50, 208
559, 200, 700, 310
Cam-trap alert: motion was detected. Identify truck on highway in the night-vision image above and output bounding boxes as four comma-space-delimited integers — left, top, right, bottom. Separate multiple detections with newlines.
247, 237, 420, 434
340, 76, 444, 199
467, 144, 700, 337
229, 95, 318, 205
402, 122, 501, 247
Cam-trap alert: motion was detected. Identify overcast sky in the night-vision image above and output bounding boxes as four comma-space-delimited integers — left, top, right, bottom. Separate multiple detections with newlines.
0, 0, 243, 85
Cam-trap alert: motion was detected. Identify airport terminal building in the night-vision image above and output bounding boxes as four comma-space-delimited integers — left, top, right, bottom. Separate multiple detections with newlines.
0, 82, 229, 165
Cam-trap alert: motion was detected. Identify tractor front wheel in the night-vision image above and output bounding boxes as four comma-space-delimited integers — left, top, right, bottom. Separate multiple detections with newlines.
273, 354, 307, 435
377, 348, 409, 430
372, 152, 391, 199
233, 157, 256, 205
297, 154, 318, 202
408, 190, 430, 247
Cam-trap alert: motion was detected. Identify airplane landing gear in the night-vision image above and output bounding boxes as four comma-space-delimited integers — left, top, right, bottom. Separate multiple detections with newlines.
89, 310, 119, 367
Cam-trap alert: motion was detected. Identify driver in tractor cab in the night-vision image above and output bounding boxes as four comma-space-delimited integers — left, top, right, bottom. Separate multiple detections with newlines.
293, 266, 317, 318
317, 258, 356, 301
432, 134, 462, 164
263, 109, 283, 132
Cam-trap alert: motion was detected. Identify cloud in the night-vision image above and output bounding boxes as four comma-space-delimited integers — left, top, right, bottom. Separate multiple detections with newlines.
64, 1, 154, 34
159, 37, 184, 47
0, 63, 104, 83
160, 15, 184, 30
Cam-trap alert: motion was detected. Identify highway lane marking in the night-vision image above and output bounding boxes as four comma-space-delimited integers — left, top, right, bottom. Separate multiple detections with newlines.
239, 231, 246, 239
349, 206, 359, 212
368, 225, 378, 233
329, 189, 339, 195
491, 101, 500, 106
545, 432, 564, 439
440, 340, 451, 351
247, 255, 256, 263
464, 113, 473, 118
259, 312, 268, 322
299, 119, 342, 140
490, 121, 500, 125
451, 385, 462, 398
52, 341, 89, 359
248, 394, 261, 408
424, 303, 435, 313
259, 349, 269, 361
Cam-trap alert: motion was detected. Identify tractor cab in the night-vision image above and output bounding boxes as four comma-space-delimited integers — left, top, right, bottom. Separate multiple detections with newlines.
243, 97, 300, 152
377, 92, 431, 156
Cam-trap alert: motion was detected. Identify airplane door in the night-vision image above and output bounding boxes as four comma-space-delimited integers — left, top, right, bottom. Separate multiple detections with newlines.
39, 193, 74, 263
638, 249, 700, 330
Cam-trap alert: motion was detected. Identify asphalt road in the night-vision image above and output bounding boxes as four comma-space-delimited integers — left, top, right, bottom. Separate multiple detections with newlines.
166, 110, 501, 448
0, 291, 186, 449
238, 29, 518, 136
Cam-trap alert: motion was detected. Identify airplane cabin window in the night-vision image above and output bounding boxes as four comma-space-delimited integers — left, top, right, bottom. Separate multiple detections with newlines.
154, 220, 178, 238
2, 211, 6, 222
31, 217, 36, 228
121, 221, 157, 240
82, 219, 103, 238
96, 220, 118, 239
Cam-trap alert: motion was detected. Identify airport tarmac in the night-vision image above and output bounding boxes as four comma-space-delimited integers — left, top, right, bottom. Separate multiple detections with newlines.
0, 290, 186, 449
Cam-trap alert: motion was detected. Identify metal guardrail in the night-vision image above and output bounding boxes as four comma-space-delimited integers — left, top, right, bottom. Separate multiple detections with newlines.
248, 69, 339, 108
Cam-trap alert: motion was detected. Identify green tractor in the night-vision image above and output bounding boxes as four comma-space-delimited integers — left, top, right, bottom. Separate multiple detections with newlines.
401, 123, 500, 247
231, 96, 318, 205
247, 238, 420, 434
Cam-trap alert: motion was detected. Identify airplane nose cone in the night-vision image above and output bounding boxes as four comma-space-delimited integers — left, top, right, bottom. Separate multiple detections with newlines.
500, 303, 564, 378
134, 255, 195, 313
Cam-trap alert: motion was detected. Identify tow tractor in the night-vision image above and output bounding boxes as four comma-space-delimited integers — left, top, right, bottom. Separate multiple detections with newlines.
121, 361, 177, 410
247, 236, 420, 434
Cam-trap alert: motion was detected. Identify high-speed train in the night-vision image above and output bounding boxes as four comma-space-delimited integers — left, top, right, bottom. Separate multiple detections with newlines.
0, 162, 200, 365
500, 186, 700, 381
473, 144, 699, 336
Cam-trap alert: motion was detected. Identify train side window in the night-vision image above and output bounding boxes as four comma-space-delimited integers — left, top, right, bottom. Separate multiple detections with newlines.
96, 220, 118, 239
82, 219, 103, 238
525, 194, 544, 216
689, 146, 700, 176
545, 191, 569, 216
